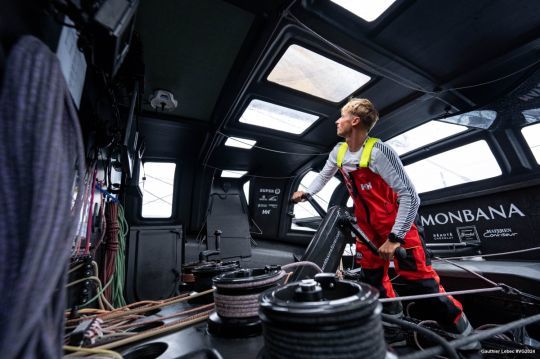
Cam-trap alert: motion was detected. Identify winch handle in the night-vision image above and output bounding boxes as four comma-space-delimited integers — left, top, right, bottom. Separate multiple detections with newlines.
394, 247, 407, 260
340, 212, 407, 260
300, 193, 327, 218
199, 250, 220, 262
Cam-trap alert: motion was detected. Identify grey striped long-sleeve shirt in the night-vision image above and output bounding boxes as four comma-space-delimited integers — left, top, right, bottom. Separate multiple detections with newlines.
306, 140, 420, 238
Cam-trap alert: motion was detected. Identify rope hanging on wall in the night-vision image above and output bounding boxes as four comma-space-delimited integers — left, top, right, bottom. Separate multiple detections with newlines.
0, 36, 86, 358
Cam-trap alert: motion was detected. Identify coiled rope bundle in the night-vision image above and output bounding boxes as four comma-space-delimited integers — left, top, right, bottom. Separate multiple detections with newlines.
208, 267, 286, 337
102, 202, 120, 301
0, 36, 85, 358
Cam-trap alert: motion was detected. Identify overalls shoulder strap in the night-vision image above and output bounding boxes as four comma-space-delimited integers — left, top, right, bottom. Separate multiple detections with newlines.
336, 138, 380, 168
336, 142, 348, 168
359, 137, 380, 168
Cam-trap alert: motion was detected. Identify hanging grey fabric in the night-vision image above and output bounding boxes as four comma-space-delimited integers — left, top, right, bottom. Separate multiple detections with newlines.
0, 35, 86, 358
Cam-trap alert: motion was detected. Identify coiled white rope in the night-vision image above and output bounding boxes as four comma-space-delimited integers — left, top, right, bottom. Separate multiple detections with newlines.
214, 270, 287, 318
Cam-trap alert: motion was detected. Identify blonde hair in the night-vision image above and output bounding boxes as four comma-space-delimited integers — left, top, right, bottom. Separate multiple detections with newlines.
342, 98, 379, 131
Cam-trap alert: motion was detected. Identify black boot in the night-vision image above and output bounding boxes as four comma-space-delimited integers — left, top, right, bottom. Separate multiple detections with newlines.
382, 301, 407, 346
447, 313, 482, 358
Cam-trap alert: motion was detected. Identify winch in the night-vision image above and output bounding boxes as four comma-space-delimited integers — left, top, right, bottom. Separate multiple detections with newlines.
259, 273, 387, 359
208, 266, 286, 338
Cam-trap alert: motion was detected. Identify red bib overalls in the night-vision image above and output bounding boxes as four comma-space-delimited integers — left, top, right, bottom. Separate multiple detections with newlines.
337, 139, 465, 328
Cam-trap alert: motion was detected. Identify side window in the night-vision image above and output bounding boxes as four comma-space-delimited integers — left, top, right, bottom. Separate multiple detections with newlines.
405, 140, 501, 193
243, 180, 251, 205
521, 123, 540, 164
386, 111, 497, 156
140, 162, 176, 218
291, 171, 340, 231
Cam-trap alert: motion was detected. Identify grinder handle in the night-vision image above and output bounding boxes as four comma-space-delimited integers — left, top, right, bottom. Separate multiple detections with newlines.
341, 212, 407, 261
301, 193, 327, 218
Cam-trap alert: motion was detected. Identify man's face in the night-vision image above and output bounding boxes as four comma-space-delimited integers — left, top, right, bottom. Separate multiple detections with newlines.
335, 111, 357, 137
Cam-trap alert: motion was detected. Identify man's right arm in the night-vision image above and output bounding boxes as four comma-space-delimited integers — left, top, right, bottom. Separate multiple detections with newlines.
291, 147, 339, 203
291, 190, 306, 203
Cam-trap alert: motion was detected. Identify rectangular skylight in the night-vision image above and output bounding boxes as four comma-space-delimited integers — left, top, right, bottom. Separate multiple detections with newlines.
221, 170, 247, 178
440, 110, 497, 129
239, 99, 319, 134
267, 45, 371, 102
386, 121, 468, 156
224, 136, 256, 149
330, 0, 397, 22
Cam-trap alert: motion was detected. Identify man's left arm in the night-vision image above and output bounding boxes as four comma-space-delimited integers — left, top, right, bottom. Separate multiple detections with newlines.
371, 142, 420, 259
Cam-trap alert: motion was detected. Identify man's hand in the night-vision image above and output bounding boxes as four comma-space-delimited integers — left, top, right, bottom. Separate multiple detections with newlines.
378, 239, 401, 261
291, 191, 306, 203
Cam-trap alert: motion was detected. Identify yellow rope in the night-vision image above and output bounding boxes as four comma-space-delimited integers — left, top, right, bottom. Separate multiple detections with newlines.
63, 345, 123, 358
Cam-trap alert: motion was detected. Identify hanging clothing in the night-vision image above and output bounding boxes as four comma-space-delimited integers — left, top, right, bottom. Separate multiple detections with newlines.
0, 36, 85, 358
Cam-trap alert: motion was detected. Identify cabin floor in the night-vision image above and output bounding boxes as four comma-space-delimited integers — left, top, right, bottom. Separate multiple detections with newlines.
112, 294, 539, 359
115, 238, 540, 359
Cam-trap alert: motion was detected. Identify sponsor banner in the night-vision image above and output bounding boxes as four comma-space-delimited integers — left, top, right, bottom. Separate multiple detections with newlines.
420, 204, 525, 227
456, 226, 480, 242
418, 186, 540, 259
251, 178, 285, 239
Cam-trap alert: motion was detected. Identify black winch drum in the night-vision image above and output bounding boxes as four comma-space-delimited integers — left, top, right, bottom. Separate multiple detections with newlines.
181, 259, 227, 292
208, 266, 285, 338
181, 261, 209, 283
259, 274, 388, 359
189, 261, 240, 304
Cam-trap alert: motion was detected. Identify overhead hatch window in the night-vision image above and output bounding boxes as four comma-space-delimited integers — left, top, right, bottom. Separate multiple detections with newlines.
386, 121, 468, 156
521, 123, 540, 164
404, 141, 501, 193
225, 136, 256, 149
140, 162, 176, 218
439, 110, 497, 129
239, 99, 318, 134
330, 0, 397, 22
522, 108, 540, 124
267, 45, 370, 102
221, 170, 247, 178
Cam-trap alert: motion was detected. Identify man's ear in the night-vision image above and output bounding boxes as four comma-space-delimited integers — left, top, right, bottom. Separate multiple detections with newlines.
351, 116, 361, 126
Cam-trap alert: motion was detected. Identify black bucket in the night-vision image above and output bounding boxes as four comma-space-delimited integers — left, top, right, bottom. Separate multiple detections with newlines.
122, 342, 168, 359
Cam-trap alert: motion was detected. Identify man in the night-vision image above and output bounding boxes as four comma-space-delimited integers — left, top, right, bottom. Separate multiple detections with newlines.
292, 98, 478, 350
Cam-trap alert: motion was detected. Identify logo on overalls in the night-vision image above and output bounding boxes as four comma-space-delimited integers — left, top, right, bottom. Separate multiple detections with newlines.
360, 182, 373, 191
